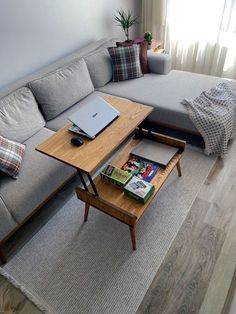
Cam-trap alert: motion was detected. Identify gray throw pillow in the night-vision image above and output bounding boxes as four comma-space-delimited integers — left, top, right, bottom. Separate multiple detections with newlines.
84, 49, 112, 88
28, 58, 94, 121
0, 87, 45, 143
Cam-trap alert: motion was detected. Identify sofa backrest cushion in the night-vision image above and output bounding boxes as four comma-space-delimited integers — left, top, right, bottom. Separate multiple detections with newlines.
0, 87, 45, 143
28, 58, 94, 121
84, 49, 112, 88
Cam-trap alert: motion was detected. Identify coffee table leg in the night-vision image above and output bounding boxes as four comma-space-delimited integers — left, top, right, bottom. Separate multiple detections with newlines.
129, 226, 137, 250
84, 203, 90, 222
176, 161, 182, 177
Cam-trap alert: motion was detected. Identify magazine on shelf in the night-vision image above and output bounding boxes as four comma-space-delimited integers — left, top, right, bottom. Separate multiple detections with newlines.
121, 155, 159, 182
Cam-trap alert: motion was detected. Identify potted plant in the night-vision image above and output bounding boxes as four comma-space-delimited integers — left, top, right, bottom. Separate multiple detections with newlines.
114, 9, 139, 42
144, 32, 153, 49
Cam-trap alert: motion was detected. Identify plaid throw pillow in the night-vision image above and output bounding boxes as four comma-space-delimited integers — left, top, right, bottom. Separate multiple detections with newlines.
0, 136, 25, 179
108, 45, 142, 82
117, 41, 149, 74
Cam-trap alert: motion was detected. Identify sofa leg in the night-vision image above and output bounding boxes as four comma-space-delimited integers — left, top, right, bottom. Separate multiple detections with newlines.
0, 246, 7, 264
176, 161, 182, 177
129, 226, 137, 251
84, 203, 90, 222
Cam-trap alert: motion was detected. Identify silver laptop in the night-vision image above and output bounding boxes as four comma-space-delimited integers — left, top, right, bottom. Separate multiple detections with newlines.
68, 97, 120, 139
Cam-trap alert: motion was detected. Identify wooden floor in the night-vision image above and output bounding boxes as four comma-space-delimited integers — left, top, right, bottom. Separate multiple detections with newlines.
137, 139, 236, 314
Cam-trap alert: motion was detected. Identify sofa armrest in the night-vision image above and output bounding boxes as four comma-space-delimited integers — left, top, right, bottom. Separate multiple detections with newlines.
147, 52, 172, 74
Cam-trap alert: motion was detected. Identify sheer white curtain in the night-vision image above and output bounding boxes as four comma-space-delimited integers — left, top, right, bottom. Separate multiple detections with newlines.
142, 0, 236, 79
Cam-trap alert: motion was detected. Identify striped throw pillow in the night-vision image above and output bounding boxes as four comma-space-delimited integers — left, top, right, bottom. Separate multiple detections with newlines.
108, 45, 142, 82
0, 136, 25, 179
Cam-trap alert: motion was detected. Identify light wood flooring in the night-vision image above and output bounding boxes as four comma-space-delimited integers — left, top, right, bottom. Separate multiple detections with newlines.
137, 139, 236, 314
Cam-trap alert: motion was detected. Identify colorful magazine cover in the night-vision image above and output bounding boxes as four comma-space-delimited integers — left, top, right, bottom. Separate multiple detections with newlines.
121, 156, 159, 182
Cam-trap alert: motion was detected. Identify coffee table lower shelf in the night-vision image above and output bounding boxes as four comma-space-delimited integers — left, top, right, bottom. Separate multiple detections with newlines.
76, 131, 185, 250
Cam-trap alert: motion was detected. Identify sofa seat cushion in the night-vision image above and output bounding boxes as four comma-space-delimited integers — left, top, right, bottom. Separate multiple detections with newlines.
0, 128, 76, 224
98, 70, 230, 133
46, 91, 111, 132
0, 87, 45, 143
29, 58, 94, 121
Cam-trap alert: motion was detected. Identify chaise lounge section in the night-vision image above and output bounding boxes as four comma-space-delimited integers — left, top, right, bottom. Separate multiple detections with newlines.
98, 69, 236, 134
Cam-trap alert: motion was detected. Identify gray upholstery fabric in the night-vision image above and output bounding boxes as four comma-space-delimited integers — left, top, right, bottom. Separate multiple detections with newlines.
29, 58, 94, 121
98, 70, 229, 132
0, 197, 17, 241
0, 87, 45, 143
46, 91, 110, 131
147, 52, 172, 74
84, 49, 112, 88
0, 128, 76, 224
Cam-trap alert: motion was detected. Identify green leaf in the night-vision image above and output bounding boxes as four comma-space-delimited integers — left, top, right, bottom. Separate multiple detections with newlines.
114, 8, 139, 38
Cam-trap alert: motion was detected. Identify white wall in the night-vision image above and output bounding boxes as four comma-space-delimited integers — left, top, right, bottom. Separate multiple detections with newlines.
0, 0, 141, 89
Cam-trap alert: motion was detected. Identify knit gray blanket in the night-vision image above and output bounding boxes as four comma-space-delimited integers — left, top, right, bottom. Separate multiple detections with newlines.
182, 83, 236, 157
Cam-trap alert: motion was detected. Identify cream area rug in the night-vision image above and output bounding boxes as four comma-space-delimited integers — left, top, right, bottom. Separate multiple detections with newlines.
4, 146, 216, 314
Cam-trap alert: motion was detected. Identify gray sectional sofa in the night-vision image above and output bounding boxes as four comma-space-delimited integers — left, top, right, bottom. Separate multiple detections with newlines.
0, 37, 235, 263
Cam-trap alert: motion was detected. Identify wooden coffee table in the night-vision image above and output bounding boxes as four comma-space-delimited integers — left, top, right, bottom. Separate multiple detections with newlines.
36, 96, 186, 250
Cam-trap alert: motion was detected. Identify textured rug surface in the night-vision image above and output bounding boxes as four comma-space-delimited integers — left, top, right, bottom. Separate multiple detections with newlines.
4, 147, 216, 314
